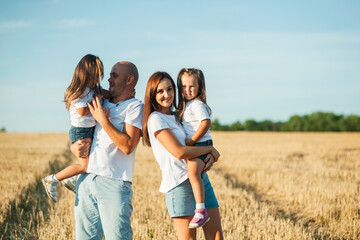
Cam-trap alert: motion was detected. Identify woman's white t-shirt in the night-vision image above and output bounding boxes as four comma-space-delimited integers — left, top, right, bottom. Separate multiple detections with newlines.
182, 99, 211, 142
69, 88, 96, 127
148, 111, 188, 193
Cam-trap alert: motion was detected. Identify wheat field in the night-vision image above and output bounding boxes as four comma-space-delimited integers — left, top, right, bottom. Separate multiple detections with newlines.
0, 132, 359, 239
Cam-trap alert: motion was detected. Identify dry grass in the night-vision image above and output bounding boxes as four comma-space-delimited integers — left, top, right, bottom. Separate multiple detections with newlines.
0, 133, 68, 213
0, 132, 74, 239
211, 132, 360, 239
0, 132, 359, 239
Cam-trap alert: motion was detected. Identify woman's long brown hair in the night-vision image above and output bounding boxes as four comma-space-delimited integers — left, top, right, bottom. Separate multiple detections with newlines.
142, 71, 176, 147
64, 54, 104, 110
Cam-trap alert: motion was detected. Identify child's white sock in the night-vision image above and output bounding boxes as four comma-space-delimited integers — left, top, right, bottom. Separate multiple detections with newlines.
196, 203, 205, 209
52, 174, 60, 183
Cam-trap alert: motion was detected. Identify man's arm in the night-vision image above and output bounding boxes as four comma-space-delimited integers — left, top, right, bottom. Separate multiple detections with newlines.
88, 96, 141, 155
102, 121, 141, 155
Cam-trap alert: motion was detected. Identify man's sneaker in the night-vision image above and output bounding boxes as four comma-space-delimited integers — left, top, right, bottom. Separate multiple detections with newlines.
42, 175, 58, 202
62, 176, 77, 193
188, 208, 210, 228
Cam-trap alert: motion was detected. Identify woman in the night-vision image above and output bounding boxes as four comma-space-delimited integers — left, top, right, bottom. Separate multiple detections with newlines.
142, 71, 224, 240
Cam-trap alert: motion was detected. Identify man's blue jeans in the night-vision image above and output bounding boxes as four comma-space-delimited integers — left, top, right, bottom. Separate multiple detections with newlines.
74, 173, 133, 240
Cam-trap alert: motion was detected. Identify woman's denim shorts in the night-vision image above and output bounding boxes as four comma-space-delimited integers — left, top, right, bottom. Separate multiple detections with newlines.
165, 173, 219, 217
194, 139, 213, 161
69, 126, 95, 143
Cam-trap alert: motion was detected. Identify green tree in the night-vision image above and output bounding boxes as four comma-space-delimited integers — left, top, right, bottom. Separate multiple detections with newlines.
283, 115, 302, 131
230, 121, 244, 131
259, 120, 275, 131
325, 112, 342, 131
211, 118, 222, 131
244, 119, 258, 131
210, 112, 360, 132
340, 115, 360, 131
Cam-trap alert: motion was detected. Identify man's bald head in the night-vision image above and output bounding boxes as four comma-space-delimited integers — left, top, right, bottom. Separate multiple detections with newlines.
108, 61, 139, 102
117, 61, 138, 85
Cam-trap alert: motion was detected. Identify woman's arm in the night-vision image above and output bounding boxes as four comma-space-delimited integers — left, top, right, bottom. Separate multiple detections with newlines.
185, 119, 211, 146
155, 128, 219, 161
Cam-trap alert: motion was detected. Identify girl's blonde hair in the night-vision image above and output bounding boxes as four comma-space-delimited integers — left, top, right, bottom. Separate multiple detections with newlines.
176, 68, 211, 122
142, 71, 177, 147
64, 54, 104, 110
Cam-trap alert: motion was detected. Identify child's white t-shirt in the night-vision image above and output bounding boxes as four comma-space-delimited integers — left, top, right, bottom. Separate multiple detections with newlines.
87, 98, 143, 182
69, 88, 96, 128
148, 111, 188, 193
182, 99, 212, 143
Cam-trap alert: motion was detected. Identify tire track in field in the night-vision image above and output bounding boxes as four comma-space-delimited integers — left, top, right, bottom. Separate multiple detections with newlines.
0, 149, 73, 240
212, 166, 337, 240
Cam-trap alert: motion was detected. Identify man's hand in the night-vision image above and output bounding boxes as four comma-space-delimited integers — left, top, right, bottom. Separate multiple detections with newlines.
71, 139, 91, 158
88, 96, 109, 125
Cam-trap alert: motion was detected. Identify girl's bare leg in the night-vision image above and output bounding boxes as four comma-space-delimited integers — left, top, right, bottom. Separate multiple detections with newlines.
55, 138, 91, 181
173, 216, 197, 240
187, 158, 206, 203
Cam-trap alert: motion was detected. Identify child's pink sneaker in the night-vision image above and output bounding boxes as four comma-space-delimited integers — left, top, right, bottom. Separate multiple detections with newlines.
188, 208, 210, 228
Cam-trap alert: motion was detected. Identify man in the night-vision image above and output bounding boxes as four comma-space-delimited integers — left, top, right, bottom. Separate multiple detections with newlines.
71, 61, 142, 240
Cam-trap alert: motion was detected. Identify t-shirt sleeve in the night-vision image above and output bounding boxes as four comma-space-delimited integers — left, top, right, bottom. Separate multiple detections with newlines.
192, 100, 210, 121
148, 113, 169, 137
71, 89, 94, 109
125, 101, 143, 130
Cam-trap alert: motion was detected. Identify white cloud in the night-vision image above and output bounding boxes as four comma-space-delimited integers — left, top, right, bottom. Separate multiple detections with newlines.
55, 19, 95, 28
0, 20, 34, 30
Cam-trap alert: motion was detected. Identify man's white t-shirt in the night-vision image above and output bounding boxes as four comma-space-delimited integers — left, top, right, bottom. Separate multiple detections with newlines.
148, 111, 188, 193
182, 99, 211, 142
87, 98, 143, 182
69, 88, 96, 127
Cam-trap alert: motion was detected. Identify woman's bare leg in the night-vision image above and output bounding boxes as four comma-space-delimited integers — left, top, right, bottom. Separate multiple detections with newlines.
202, 207, 224, 240
173, 216, 197, 240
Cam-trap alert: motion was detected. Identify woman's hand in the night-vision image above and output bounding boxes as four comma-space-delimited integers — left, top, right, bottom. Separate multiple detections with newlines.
71, 139, 91, 158
202, 154, 215, 173
209, 146, 220, 162
201, 146, 220, 173
88, 96, 110, 125
185, 138, 195, 146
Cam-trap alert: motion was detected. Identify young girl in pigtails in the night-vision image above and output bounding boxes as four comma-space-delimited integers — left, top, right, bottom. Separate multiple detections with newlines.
177, 68, 215, 228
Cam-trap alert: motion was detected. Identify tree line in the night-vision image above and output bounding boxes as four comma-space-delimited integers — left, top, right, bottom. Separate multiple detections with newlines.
211, 112, 360, 132
1, 112, 359, 132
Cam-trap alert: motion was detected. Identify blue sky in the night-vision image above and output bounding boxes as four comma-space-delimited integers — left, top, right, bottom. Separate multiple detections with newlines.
0, 0, 359, 132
